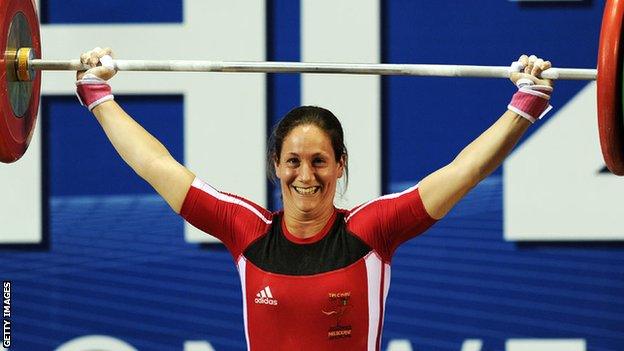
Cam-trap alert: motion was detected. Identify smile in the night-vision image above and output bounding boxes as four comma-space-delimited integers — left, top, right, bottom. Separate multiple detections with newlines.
293, 186, 321, 195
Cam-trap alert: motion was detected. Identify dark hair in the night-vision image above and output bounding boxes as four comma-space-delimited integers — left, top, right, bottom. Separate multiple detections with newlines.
267, 106, 349, 191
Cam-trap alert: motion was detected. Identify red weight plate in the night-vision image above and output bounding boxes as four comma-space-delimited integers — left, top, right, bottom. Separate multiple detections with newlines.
597, 0, 624, 175
0, 0, 41, 163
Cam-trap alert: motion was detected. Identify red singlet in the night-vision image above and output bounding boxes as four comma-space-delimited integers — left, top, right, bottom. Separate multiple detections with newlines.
181, 178, 436, 351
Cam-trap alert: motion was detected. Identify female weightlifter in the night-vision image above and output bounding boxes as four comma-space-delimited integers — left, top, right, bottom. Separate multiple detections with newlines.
75, 47, 553, 351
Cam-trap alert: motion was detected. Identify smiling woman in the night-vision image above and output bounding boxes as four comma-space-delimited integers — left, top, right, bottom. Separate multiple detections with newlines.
73, 46, 555, 351
268, 106, 347, 238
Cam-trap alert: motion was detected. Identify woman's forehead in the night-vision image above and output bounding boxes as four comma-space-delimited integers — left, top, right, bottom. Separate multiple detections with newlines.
282, 125, 332, 151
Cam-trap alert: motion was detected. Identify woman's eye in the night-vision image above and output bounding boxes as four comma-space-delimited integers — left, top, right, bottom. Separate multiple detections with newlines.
286, 158, 299, 165
313, 158, 326, 165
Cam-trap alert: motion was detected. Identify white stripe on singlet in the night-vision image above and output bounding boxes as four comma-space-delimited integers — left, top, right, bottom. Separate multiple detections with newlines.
192, 178, 272, 225
365, 252, 384, 351
237, 257, 251, 351
345, 184, 420, 223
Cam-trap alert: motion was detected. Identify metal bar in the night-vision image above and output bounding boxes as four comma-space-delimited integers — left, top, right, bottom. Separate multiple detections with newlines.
28, 59, 598, 80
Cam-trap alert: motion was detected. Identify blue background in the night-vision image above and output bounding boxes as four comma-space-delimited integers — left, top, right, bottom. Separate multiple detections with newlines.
1, 0, 623, 350
45, 95, 184, 196
40, 0, 183, 24
383, 0, 598, 182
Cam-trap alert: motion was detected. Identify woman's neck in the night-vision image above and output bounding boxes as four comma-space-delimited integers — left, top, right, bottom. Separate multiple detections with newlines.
283, 206, 335, 239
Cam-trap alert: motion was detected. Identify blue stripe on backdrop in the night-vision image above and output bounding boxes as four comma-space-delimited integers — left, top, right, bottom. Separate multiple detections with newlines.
266, 0, 301, 210
43, 96, 184, 196
40, 0, 183, 24
383, 0, 601, 183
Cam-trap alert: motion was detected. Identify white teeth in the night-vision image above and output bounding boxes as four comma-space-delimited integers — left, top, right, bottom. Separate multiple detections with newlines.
294, 186, 320, 195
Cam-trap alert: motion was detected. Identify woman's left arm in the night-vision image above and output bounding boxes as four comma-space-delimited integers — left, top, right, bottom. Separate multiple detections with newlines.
419, 54, 552, 219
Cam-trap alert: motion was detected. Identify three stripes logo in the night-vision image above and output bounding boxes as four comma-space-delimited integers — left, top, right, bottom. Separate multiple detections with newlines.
254, 286, 278, 306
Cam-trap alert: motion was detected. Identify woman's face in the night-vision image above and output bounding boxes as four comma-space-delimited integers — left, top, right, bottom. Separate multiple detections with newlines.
275, 124, 344, 217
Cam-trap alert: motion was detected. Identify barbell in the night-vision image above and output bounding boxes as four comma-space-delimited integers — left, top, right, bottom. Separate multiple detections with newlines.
1, 0, 623, 175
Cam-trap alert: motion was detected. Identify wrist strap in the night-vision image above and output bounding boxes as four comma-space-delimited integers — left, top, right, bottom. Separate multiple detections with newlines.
507, 84, 553, 123
76, 74, 114, 111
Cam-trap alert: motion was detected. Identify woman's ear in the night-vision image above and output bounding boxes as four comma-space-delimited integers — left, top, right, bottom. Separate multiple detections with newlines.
337, 154, 346, 178
273, 156, 281, 179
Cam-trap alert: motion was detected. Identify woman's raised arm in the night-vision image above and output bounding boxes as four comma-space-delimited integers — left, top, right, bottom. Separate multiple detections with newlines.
418, 54, 553, 219
77, 47, 194, 213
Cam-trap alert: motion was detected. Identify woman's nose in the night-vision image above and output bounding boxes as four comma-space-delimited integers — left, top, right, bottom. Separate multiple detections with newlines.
298, 162, 314, 182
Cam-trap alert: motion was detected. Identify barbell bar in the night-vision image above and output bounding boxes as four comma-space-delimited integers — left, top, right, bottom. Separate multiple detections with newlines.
27, 58, 598, 80
1, 0, 623, 176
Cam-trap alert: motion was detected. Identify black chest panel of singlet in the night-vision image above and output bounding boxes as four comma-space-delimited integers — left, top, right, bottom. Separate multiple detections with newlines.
243, 213, 372, 276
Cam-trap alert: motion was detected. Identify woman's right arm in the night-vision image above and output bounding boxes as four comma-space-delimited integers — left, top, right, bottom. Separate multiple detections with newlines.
78, 47, 194, 213
91, 101, 194, 213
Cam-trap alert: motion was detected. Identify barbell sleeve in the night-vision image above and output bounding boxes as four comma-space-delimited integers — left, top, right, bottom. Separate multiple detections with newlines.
27, 59, 597, 80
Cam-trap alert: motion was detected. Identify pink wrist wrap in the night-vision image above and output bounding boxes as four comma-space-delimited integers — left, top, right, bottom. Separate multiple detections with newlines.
75, 74, 114, 111
507, 84, 553, 123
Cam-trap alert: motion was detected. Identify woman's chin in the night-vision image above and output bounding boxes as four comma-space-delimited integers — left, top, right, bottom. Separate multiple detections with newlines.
295, 202, 317, 213
293, 197, 326, 213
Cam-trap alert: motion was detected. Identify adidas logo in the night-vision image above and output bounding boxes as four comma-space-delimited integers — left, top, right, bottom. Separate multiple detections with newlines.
254, 286, 278, 306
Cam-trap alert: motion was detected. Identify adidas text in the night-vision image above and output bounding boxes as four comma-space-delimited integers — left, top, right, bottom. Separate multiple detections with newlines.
254, 297, 278, 305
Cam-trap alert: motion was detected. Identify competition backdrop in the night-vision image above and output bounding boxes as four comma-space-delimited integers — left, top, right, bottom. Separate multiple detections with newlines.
1, 0, 623, 350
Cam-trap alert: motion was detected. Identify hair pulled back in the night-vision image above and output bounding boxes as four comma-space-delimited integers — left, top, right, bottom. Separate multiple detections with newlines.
267, 106, 348, 190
